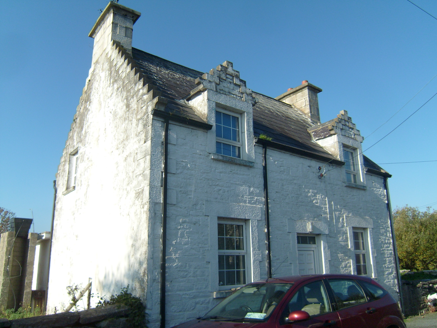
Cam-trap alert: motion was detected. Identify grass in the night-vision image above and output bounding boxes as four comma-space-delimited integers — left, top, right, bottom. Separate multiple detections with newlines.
0, 306, 43, 320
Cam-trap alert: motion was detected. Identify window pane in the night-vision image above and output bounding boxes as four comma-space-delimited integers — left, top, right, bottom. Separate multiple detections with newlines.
235, 225, 243, 237
218, 224, 225, 236
219, 255, 225, 270
226, 271, 236, 286
232, 116, 238, 129
225, 224, 235, 237
231, 129, 238, 142
226, 238, 235, 250
236, 269, 246, 285
232, 146, 240, 158
223, 113, 231, 126
216, 142, 222, 154
327, 279, 367, 309
355, 254, 367, 275
286, 281, 331, 316
223, 143, 232, 156
343, 150, 352, 171
216, 125, 222, 138
236, 255, 245, 269
218, 237, 225, 250
219, 271, 225, 286
226, 255, 236, 270
216, 111, 222, 124
359, 281, 386, 300
308, 236, 316, 244
223, 126, 231, 140
354, 232, 365, 250
235, 237, 244, 250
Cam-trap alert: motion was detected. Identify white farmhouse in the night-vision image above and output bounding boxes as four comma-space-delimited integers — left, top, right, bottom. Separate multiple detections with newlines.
47, 2, 401, 327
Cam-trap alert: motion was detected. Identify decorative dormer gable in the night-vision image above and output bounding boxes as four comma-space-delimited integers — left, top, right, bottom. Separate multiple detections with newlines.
309, 110, 363, 144
187, 61, 255, 164
191, 61, 255, 105
309, 110, 366, 186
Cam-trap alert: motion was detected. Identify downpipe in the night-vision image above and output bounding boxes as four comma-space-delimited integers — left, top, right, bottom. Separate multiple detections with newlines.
160, 119, 169, 328
384, 176, 404, 313
262, 144, 272, 279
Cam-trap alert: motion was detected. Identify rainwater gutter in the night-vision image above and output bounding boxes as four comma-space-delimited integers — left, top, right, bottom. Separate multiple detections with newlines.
262, 144, 272, 279
384, 176, 404, 313
160, 118, 169, 328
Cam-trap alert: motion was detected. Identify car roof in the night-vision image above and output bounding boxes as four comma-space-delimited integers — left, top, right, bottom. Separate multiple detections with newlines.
252, 274, 375, 285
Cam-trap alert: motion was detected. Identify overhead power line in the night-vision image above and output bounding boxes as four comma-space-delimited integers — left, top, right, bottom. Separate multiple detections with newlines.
364, 90, 437, 152
365, 73, 437, 139
407, 0, 437, 21
378, 160, 437, 165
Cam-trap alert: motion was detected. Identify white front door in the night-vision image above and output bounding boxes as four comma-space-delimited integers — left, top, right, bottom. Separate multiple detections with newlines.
298, 250, 315, 275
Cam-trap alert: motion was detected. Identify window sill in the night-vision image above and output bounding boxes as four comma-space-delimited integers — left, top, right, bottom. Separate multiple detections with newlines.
62, 186, 76, 195
211, 154, 254, 167
345, 183, 366, 190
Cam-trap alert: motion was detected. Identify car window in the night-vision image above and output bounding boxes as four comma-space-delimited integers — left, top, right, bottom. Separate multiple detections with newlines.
204, 283, 293, 321
283, 280, 331, 319
358, 281, 387, 300
327, 279, 367, 310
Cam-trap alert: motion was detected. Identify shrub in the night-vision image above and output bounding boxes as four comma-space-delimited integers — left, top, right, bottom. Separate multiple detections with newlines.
97, 286, 146, 328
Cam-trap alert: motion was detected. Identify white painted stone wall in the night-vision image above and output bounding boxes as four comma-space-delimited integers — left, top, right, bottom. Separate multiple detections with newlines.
48, 42, 155, 313
144, 117, 398, 327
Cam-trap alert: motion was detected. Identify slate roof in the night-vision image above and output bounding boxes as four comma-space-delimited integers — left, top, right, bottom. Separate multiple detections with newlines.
132, 47, 389, 176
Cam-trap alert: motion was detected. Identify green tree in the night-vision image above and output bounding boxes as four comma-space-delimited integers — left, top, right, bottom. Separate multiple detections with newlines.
0, 207, 14, 234
393, 206, 437, 271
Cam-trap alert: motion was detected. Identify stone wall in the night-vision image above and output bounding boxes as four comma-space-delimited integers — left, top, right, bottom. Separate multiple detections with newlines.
0, 304, 134, 328
153, 120, 399, 327
402, 278, 437, 316
0, 232, 37, 310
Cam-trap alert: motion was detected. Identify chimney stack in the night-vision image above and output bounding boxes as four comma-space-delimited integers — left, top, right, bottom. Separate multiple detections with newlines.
89, 2, 141, 63
276, 81, 322, 123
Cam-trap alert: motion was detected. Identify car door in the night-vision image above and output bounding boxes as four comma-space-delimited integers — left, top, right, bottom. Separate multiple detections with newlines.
278, 279, 342, 328
326, 278, 380, 328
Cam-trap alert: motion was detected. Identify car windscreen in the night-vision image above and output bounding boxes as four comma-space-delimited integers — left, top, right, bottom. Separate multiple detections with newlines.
203, 283, 293, 322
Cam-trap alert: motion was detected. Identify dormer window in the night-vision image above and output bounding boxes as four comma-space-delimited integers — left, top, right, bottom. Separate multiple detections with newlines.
216, 110, 241, 158
343, 147, 358, 184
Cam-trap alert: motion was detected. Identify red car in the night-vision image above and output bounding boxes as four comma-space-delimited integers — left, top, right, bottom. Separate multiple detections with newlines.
172, 274, 405, 328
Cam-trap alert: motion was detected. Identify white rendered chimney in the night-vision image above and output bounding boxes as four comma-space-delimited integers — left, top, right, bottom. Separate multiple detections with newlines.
89, 2, 141, 63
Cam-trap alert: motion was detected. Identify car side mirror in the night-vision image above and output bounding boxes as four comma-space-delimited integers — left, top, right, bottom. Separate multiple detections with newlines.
286, 310, 310, 323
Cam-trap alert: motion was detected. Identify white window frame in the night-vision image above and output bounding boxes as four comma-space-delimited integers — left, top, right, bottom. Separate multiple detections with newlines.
218, 219, 248, 289
66, 148, 79, 190
215, 108, 243, 159
352, 228, 370, 276
343, 146, 359, 184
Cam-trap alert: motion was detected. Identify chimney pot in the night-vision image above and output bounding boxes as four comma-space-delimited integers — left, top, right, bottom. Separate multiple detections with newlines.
302, 80, 308, 84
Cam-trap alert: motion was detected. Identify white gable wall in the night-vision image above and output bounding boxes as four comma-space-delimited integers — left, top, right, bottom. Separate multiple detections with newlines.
48, 42, 155, 313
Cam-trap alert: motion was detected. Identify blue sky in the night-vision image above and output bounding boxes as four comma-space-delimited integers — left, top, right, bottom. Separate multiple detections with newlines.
1, 0, 436, 232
